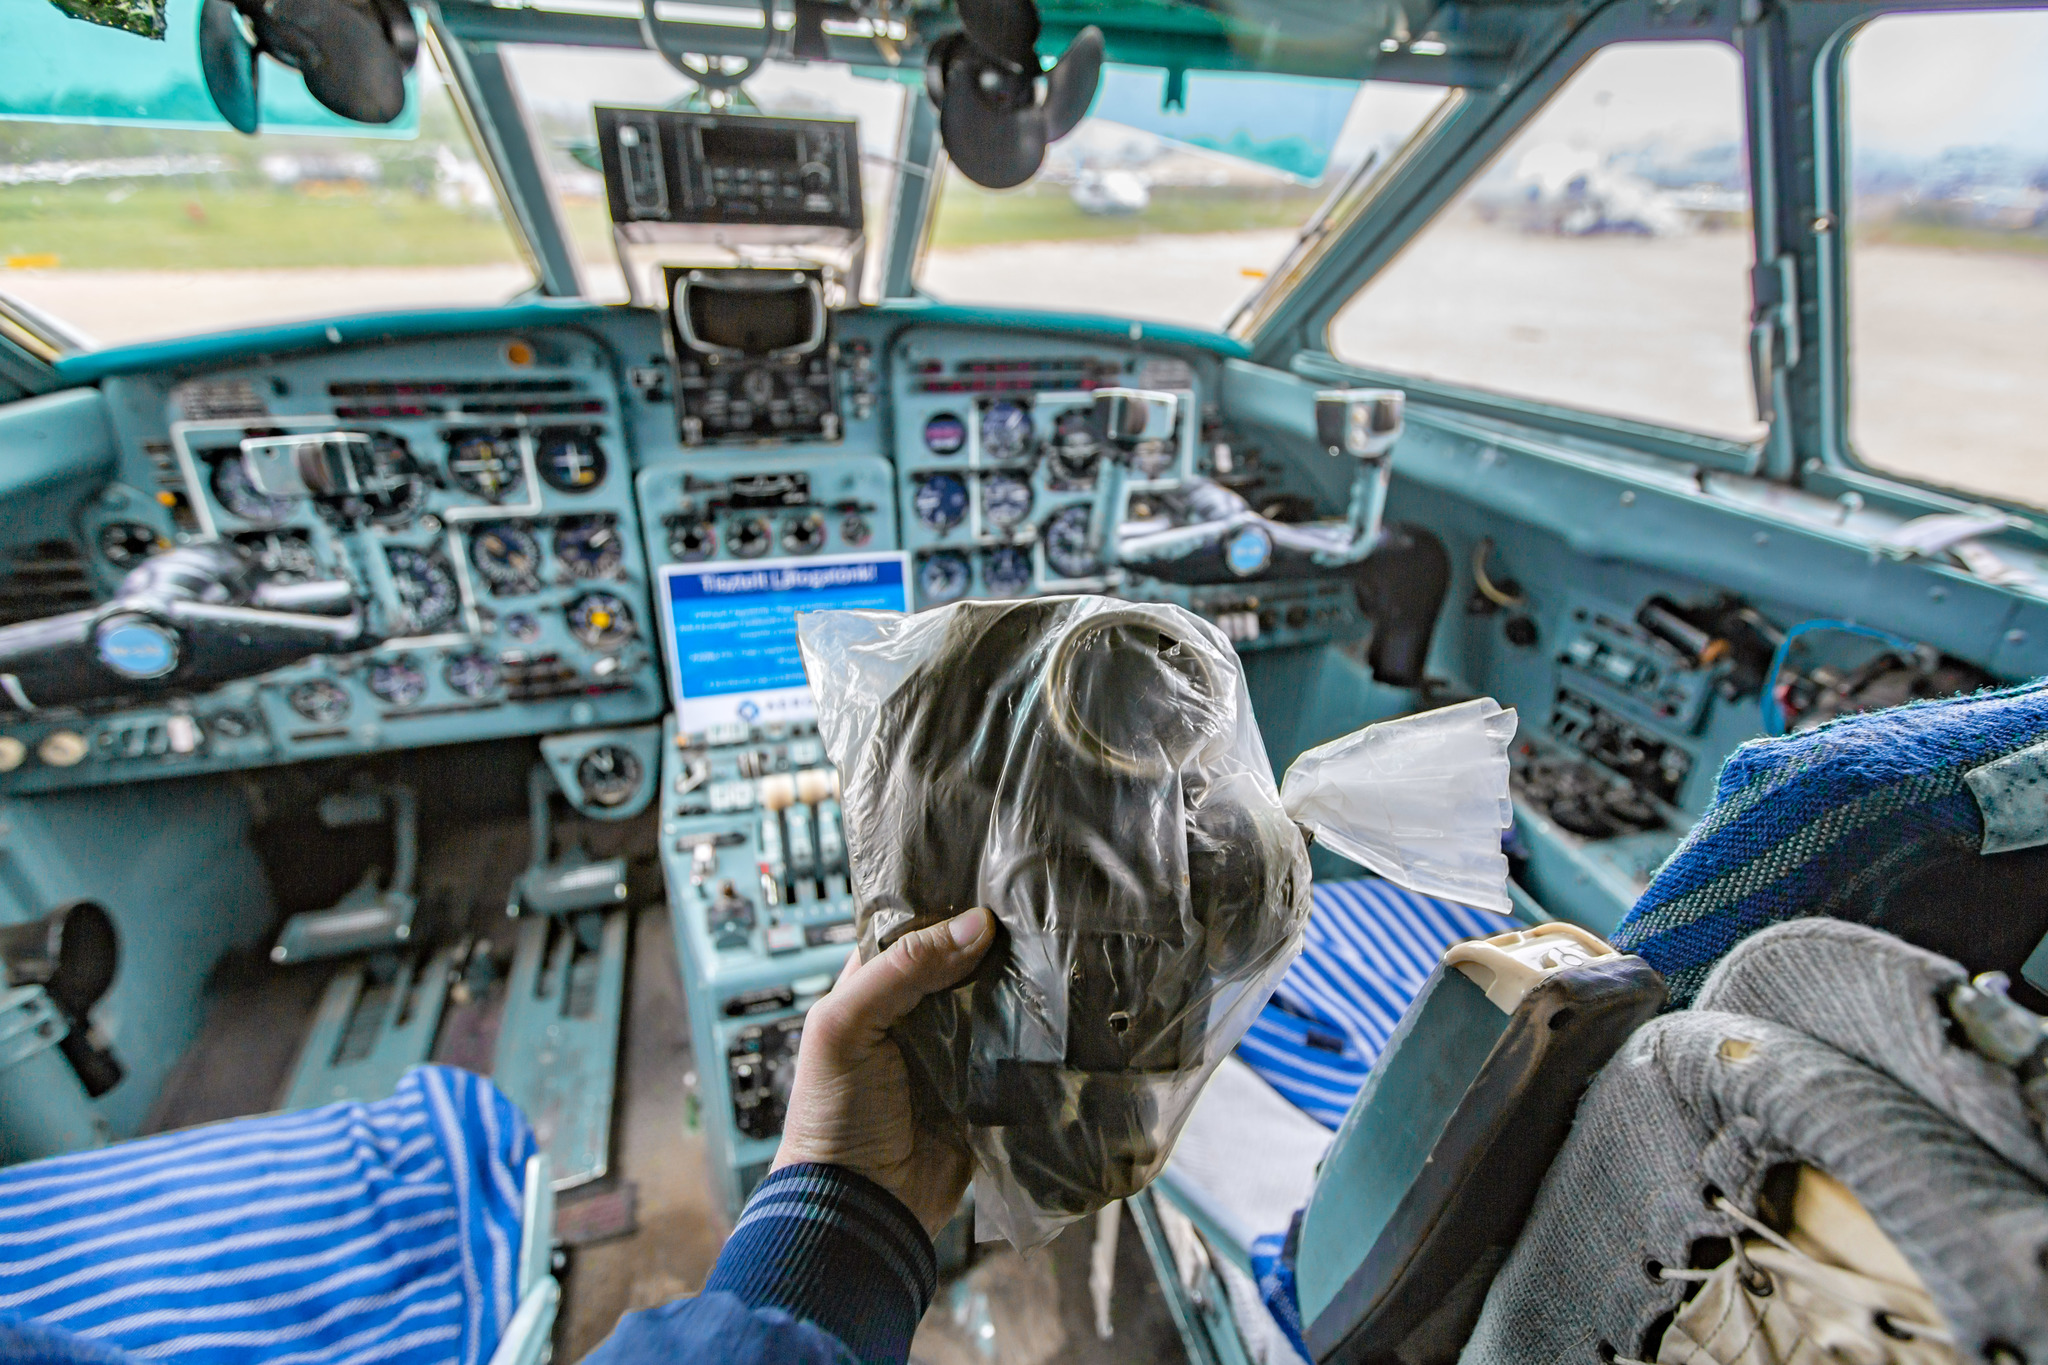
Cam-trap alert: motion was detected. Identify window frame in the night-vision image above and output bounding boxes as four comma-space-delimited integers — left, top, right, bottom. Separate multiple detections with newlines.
1808, 0, 2048, 518
1246, 0, 1768, 473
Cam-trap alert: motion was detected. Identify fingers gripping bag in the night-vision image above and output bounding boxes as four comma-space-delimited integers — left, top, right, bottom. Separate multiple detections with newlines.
797, 595, 1516, 1249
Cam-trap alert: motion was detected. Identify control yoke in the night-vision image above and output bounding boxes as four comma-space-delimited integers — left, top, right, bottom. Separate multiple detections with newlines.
1090, 386, 1406, 580
1086, 385, 1449, 688
0, 433, 398, 712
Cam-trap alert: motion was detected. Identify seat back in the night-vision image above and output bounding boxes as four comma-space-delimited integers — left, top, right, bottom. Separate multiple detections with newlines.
1297, 922, 1663, 1364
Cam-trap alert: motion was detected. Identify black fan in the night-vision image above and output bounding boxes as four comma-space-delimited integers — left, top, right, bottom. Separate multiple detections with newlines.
200, 0, 418, 135
925, 0, 1104, 189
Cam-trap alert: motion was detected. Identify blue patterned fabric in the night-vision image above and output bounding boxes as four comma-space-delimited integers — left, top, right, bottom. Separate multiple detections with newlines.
0, 1065, 533, 1365
1612, 676, 2048, 1007
1251, 1227, 1310, 1362
1236, 878, 1511, 1127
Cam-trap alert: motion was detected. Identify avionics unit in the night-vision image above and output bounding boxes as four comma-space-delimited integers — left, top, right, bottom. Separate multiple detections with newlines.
594, 108, 865, 307
636, 455, 904, 1215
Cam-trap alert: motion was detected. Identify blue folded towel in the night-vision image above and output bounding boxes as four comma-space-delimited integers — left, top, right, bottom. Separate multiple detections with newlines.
1236, 877, 1510, 1127
0, 1065, 533, 1365
1614, 676, 2048, 1006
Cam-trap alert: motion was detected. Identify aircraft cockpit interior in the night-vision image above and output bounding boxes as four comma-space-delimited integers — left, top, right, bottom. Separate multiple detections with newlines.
2, 0, 2047, 1361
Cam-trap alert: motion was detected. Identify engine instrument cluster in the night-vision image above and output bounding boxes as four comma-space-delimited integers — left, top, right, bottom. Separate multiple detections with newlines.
0, 332, 664, 791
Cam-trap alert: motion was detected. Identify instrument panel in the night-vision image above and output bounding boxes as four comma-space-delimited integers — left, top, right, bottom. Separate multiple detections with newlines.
0, 331, 666, 792
0, 313, 1367, 810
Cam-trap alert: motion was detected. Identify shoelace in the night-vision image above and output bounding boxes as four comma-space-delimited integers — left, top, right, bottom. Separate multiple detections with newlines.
1606, 1195, 1953, 1364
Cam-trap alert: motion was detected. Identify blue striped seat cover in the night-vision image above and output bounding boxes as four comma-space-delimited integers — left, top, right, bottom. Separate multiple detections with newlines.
1236, 878, 1511, 1127
0, 1065, 533, 1365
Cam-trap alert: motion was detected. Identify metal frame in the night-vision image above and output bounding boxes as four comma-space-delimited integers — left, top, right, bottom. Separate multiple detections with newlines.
1792, 0, 2048, 525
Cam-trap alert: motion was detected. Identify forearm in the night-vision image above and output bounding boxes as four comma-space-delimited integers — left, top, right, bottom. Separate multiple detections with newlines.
705, 1163, 939, 1363
581, 1163, 937, 1365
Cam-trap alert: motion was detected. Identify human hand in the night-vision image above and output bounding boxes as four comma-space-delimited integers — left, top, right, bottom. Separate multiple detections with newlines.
772, 906, 995, 1238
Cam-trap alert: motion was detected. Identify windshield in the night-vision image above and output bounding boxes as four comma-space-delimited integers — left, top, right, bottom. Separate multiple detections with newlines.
0, 10, 531, 350
917, 69, 1450, 330
501, 48, 909, 304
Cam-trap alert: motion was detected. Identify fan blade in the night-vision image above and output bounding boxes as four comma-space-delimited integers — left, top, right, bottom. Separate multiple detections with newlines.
956, 0, 1041, 69
198, 0, 260, 135
925, 30, 968, 109
368, 0, 419, 69
252, 0, 407, 125
940, 57, 1049, 189
1041, 24, 1103, 141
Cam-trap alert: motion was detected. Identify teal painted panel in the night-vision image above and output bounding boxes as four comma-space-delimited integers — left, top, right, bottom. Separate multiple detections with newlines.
52, 300, 618, 385
0, 777, 272, 1141
2, 0, 418, 135
0, 388, 117, 548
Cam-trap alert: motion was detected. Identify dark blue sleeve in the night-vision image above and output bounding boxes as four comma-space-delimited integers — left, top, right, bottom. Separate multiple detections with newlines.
584, 1163, 937, 1365
581, 1292, 856, 1365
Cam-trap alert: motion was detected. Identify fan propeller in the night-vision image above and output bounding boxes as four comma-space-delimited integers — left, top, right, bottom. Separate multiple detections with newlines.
200, 0, 418, 135
925, 0, 1104, 189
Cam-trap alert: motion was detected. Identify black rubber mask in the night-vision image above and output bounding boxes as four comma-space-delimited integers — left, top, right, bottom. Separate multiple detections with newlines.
805, 596, 1311, 1245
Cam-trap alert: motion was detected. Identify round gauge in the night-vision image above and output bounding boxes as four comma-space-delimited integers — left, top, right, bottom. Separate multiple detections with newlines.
982, 545, 1033, 597
288, 679, 351, 725
556, 517, 625, 579
576, 744, 644, 809
923, 413, 967, 456
236, 531, 319, 583
839, 512, 872, 547
913, 473, 969, 532
98, 522, 167, 569
1048, 411, 1103, 487
729, 516, 771, 559
1132, 439, 1177, 479
781, 512, 826, 555
470, 523, 542, 593
980, 402, 1034, 460
385, 546, 460, 636
503, 612, 542, 643
537, 428, 607, 493
980, 473, 1034, 531
1043, 505, 1098, 580
211, 454, 292, 526
918, 552, 970, 605
368, 655, 428, 708
447, 431, 525, 502
669, 517, 716, 562
444, 651, 500, 699
741, 368, 777, 408
567, 591, 635, 650
362, 434, 424, 524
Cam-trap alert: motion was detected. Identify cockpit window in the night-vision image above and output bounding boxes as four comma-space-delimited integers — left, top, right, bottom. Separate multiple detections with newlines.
1328, 42, 1762, 443
916, 69, 1449, 330
500, 48, 909, 304
1842, 10, 2048, 509
0, 64, 530, 350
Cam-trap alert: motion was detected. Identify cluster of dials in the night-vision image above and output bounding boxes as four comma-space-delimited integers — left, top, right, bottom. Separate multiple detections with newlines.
467, 518, 628, 593
208, 425, 610, 529
905, 399, 1165, 604
282, 650, 505, 723
665, 506, 872, 562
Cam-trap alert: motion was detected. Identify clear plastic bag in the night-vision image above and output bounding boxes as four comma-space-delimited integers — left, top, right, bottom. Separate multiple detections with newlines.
798, 595, 1514, 1248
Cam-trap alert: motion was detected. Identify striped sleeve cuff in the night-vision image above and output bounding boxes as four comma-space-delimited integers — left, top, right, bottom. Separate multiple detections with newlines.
703, 1163, 937, 1364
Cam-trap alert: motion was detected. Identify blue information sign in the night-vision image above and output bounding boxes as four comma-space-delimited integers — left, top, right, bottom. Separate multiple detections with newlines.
656, 552, 910, 731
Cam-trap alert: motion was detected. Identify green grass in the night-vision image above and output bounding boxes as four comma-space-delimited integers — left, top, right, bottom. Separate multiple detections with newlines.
1854, 220, 2048, 258
0, 183, 521, 270
929, 179, 1325, 249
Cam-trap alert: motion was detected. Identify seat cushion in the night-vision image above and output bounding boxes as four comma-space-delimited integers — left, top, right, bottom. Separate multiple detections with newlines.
1235, 877, 1511, 1127
0, 1065, 533, 1365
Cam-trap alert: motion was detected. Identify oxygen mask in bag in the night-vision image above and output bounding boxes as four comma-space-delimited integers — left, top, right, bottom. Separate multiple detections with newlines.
799, 595, 1517, 1248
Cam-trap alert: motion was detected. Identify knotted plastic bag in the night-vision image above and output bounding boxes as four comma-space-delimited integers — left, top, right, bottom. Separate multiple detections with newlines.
798, 595, 1514, 1248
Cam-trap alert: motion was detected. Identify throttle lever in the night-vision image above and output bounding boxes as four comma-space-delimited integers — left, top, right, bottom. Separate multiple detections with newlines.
0, 542, 376, 712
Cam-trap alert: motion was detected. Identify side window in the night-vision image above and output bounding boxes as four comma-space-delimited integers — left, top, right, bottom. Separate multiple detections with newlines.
1844, 11, 2048, 507
1328, 42, 1761, 442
